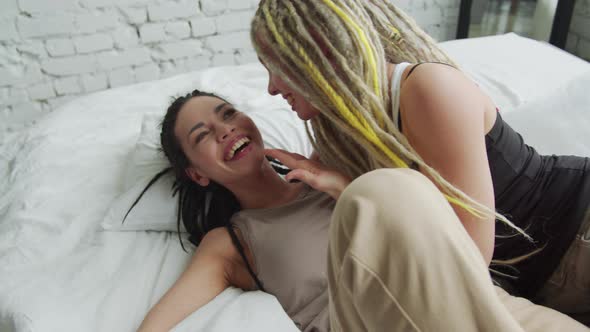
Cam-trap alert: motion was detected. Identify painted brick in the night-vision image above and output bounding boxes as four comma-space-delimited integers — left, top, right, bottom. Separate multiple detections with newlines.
45, 38, 75, 57
147, 1, 199, 21
0, 0, 469, 130
0, 44, 20, 64
183, 55, 211, 71
151, 40, 203, 60
205, 31, 251, 52
81, 73, 108, 92
9, 102, 43, 124
74, 34, 114, 53
21, 63, 43, 86
80, 0, 150, 8
54, 76, 81, 95
120, 7, 147, 25
17, 14, 75, 38
0, 0, 18, 19
47, 95, 76, 109
140, 23, 167, 43
190, 17, 216, 37
0, 107, 11, 131
0, 64, 42, 88
28, 82, 56, 100
18, 0, 78, 13
112, 27, 140, 49
0, 19, 18, 41
212, 52, 235, 67
215, 11, 254, 34
97, 47, 151, 70
0, 66, 23, 87
40, 101, 51, 112
108, 67, 135, 87
2, 88, 28, 106
159, 61, 183, 78
75, 11, 120, 34
134, 63, 160, 82
165, 21, 191, 39
17, 41, 48, 58
41, 55, 96, 76
201, 0, 229, 15
228, 0, 252, 11
236, 50, 257, 64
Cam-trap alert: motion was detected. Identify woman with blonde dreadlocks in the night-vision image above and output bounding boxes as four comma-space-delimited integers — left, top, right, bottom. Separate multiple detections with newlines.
250, 0, 590, 330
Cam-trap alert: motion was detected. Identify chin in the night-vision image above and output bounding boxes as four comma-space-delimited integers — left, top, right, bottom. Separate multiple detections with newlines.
296, 109, 319, 121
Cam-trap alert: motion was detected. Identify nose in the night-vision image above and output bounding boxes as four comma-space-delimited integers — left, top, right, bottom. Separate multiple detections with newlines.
217, 125, 236, 142
267, 74, 279, 96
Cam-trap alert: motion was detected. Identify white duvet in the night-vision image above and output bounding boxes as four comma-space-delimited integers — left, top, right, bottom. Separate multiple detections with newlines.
1, 34, 589, 332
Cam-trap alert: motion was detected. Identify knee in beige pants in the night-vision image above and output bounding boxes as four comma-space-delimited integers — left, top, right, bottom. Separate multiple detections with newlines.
327, 168, 585, 332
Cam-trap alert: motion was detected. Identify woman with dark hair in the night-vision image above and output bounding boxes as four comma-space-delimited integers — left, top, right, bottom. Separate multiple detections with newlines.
135, 90, 585, 331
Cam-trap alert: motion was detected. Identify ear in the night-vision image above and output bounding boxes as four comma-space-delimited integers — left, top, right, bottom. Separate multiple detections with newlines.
185, 167, 210, 187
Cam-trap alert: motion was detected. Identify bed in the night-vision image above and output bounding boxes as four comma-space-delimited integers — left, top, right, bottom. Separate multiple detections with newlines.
1, 33, 589, 332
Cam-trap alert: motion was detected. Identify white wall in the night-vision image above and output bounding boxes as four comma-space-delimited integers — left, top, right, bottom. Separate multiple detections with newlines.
0, 0, 460, 132
567, 0, 590, 61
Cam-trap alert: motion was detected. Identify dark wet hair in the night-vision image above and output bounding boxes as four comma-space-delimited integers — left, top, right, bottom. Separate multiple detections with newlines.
124, 89, 272, 290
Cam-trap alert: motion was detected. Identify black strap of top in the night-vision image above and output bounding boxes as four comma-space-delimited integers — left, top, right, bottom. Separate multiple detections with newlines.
406, 61, 454, 78
225, 224, 266, 292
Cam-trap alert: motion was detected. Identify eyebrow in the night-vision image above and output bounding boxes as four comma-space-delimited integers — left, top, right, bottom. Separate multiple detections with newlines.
186, 102, 230, 139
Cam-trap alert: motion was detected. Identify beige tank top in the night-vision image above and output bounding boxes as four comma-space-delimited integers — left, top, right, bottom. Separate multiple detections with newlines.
232, 186, 335, 332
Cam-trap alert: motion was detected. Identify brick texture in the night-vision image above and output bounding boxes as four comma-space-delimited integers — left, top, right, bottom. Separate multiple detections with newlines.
1, 0, 473, 131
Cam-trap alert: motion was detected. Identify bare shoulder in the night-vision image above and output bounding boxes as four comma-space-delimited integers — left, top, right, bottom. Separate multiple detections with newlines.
400, 63, 483, 110
199, 227, 238, 256
399, 63, 492, 131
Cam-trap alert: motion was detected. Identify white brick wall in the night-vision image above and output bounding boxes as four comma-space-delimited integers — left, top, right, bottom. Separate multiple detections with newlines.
0, 0, 462, 132
567, 0, 590, 61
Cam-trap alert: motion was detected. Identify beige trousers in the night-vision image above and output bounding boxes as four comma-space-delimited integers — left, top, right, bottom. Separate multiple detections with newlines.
534, 209, 590, 325
327, 169, 588, 332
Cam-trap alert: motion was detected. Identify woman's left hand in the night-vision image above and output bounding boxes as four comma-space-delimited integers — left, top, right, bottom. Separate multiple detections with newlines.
265, 149, 351, 200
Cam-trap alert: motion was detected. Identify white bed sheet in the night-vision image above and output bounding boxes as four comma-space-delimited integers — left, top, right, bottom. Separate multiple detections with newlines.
1, 34, 589, 332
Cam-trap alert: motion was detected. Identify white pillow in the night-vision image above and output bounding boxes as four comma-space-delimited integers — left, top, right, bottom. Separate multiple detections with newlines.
101, 108, 313, 232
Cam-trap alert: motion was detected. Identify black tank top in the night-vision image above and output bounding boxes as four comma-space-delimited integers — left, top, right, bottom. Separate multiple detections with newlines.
486, 111, 590, 297
403, 63, 590, 297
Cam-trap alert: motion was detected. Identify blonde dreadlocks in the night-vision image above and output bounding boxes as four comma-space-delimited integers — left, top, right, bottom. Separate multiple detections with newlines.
251, 0, 530, 241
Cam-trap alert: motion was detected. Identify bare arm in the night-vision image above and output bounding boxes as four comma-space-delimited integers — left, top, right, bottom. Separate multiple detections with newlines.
400, 64, 496, 265
137, 228, 253, 332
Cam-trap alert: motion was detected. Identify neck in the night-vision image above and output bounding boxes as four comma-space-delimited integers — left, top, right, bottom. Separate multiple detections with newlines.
225, 162, 304, 210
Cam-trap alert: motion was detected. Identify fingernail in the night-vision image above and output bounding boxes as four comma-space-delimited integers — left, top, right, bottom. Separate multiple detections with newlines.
266, 156, 282, 164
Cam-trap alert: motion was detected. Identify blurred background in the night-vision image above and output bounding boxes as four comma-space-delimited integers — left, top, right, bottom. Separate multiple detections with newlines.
468, 0, 587, 51
0, 0, 587, 134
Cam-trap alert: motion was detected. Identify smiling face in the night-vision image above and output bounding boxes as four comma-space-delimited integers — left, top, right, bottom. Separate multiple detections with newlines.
174, 96, 265, 187
263, 67, 320, 121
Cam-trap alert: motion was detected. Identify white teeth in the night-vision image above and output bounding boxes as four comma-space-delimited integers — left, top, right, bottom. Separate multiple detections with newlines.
227, 137, 251, 160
